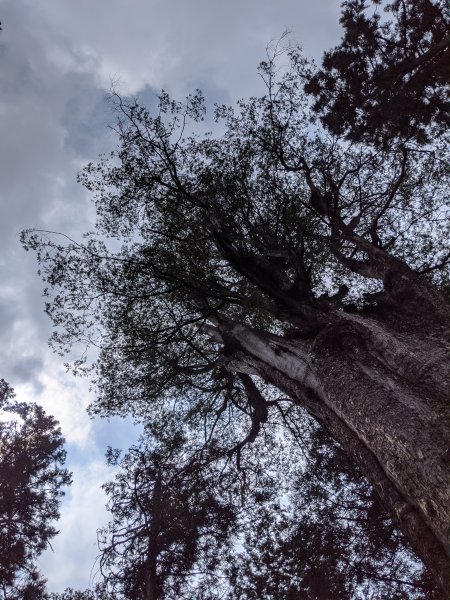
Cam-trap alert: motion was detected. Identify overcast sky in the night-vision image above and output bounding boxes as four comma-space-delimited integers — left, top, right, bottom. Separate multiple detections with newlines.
0, 0, 343, 592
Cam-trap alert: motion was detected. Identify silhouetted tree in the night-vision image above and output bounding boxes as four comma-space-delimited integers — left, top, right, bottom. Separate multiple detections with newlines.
22, 0, 450, 594
97, 424, 236, 599
305, 0, 449, 146
0, 380, 72, 599
227, 423, 440, 599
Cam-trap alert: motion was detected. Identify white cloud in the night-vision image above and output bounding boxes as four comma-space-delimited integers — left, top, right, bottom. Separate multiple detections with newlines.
38, 459, 114, 592
15, 359, 94, 447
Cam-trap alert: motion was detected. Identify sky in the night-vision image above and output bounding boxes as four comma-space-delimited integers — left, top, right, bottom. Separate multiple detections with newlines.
0, 0, 342, 592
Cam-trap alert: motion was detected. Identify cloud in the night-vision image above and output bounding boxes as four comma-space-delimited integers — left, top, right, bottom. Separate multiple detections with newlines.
14, 362, 94, 446
28, 0, 342, 96
38, 459, 113, 592
0, 0, 112, 396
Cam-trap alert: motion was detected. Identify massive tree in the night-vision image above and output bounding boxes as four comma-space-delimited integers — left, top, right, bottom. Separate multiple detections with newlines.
0, 380, 72, 599
22, 0, 449, 593
94, 407, 437, 599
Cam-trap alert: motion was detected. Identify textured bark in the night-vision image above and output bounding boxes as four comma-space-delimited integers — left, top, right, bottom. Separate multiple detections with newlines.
219, 308, 450, 596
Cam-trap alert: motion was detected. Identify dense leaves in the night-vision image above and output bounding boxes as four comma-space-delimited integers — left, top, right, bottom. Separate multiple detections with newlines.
0, 380, 71, 599
305, 0, 449, 146
21, 0, 450, 595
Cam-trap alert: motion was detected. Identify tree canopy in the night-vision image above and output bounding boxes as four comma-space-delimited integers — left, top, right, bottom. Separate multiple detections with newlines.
305, 0, 449, 146
0, 380, 72, 599
24, 47, 449, 419
21, 0, 450, 595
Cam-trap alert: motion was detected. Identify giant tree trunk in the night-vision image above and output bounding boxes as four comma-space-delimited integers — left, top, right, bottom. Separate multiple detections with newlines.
218, 300, 450, 595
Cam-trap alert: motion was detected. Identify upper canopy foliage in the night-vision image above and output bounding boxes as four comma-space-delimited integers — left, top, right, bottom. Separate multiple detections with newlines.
305, 0, 449, 146
20, 0, 449, 596
22, 15, 449, 430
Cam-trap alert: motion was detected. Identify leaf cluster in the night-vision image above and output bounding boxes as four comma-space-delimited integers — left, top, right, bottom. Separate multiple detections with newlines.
305, 0, 449, 146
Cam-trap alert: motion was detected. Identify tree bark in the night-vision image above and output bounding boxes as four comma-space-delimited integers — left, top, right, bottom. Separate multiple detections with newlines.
219, 308, 450, 596
144, 472, 162, 600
